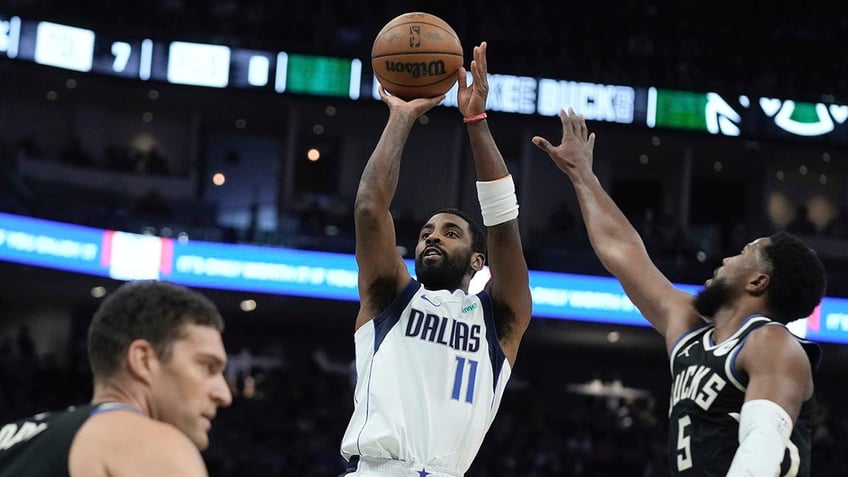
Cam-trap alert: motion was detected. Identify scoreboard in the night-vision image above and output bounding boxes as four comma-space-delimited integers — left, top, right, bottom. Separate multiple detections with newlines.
1, 15, 362, 98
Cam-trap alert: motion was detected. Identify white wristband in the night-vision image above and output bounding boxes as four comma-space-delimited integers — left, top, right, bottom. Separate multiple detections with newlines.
726, 399, 793, 477
476, 175, 519, 227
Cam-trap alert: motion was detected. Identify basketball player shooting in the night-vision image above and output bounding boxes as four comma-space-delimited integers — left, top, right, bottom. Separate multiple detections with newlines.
340, 41, 533, 477
532, 108, 826, 476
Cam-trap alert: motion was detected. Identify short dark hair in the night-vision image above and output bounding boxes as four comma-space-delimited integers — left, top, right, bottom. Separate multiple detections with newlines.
430, 208, 487, 256
88, 280, 224, 377
761, 231, 827, 324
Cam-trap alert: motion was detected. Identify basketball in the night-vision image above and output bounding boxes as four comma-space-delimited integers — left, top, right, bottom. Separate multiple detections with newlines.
371, 12, 463, 100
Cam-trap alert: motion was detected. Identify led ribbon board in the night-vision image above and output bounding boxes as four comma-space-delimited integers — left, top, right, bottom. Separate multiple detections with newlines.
3, 12, 846, 142
0, 212, 846, 344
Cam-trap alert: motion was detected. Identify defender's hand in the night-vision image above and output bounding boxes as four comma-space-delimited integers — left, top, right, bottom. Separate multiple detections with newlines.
532, 108, 597, 179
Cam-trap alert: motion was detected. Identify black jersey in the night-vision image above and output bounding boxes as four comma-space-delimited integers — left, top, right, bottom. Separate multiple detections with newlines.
667, 315, 821, 477
0, 402, 141, 477
0, 403, 93, 477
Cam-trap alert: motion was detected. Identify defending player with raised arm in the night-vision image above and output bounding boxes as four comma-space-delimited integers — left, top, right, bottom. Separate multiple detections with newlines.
341, 41, 533, 477
532, 109, 826, 477
0, 280, 232, 477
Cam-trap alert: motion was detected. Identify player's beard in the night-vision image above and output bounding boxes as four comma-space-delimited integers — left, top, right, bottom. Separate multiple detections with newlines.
693, 277, 733, 320
415, 249, 473, 291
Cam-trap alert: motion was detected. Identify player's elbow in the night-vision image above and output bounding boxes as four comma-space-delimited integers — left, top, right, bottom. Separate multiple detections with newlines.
595, 240, 644, 274
354, 194, 385, 223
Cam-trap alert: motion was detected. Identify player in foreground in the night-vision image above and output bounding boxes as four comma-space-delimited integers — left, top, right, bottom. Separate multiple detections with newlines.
0, 280, 232, 477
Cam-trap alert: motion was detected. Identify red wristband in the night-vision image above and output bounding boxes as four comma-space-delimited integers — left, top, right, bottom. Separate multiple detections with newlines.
463, 112, 487, 124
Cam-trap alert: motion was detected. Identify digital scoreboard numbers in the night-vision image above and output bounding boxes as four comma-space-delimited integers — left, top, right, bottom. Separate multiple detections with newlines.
165, 41, 230, 88
94, 37, 280, 91
92, 34, 148, 79
3, 15, 281, 91
0, 14, 21, 58
229, 47, 275, 89
3, 15, 150, 80
2, 13, 414, 102
33, 21, 95, 72
161, 42, 281, 90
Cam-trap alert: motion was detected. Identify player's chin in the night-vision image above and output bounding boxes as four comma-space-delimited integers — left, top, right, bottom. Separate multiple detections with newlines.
422, 255, 443, 265
189, 423, 211, 450
193, 432, 211, 450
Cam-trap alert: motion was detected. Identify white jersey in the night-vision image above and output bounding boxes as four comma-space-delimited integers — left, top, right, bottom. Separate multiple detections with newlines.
341, 279, 511, 475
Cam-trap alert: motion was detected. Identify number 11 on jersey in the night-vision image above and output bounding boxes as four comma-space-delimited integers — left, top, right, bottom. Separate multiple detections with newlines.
451, 356, 478, 403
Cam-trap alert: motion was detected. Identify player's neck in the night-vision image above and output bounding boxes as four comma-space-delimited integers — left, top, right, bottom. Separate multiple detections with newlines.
91, 380, 149, 417
420, 279, 469, 293
710, 304, 763, 342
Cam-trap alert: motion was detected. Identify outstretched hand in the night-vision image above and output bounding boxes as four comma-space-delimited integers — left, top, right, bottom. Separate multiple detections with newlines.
378, 85, 445, 120
532, 108, 596, 179
457, 41, 489, 117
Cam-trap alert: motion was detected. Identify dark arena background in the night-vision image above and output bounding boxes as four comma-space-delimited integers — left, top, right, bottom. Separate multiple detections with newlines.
1, 1, 847, 475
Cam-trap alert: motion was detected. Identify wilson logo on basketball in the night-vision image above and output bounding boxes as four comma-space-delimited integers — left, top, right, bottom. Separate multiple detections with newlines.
383, 60, 447, 78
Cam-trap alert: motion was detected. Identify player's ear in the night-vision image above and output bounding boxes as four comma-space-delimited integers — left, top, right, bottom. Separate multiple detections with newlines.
126, 339, 158, 384
470, 252, 485, 272
747, 272, 770, 295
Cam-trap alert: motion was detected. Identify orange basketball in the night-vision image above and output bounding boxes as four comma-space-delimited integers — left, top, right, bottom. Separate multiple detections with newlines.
371, 12, 463, 100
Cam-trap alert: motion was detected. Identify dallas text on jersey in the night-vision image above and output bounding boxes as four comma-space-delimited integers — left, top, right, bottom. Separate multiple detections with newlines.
404, 307, 482, 353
